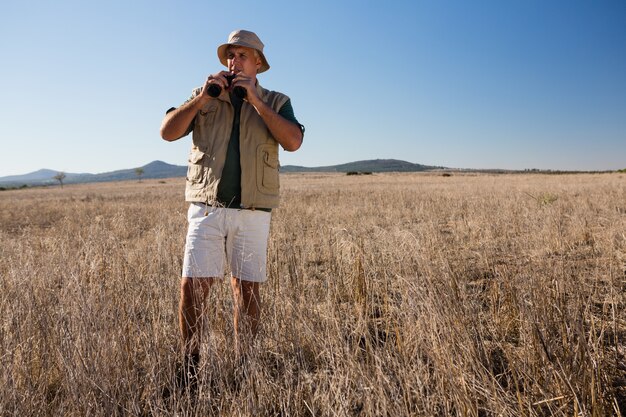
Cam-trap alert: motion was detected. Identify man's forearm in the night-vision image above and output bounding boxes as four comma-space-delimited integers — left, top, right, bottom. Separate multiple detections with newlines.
252, 99, 303, 152
160, 96, 204, 142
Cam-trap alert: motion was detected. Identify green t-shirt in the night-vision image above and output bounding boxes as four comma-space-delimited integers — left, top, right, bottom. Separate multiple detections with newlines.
216, 95, 302, 209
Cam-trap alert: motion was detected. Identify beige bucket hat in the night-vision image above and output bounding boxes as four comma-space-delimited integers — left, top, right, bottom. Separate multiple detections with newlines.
217, 29, 270, 73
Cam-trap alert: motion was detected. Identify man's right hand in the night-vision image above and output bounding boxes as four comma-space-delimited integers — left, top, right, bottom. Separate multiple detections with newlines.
161, 72, 229, 141
202, 71, 233, 98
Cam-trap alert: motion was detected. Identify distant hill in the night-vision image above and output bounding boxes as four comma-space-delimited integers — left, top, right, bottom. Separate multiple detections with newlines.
281, 159, 444, 173
0, 168, 67, 183
0, 161, 187, 188
69, 160, 187, 183
0, 159, 443, 188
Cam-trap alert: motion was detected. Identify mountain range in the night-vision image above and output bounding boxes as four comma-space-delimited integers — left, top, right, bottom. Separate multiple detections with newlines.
0, 159, 444, 188
280, 159, 443, 173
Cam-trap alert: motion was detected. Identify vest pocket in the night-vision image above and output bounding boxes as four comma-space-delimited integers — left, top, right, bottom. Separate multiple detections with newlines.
187, 149, 206, 185
198, 101, 218, 117
256, 144, 279, 194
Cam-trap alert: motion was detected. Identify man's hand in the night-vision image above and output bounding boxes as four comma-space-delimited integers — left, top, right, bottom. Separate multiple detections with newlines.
203, 71, 234, 98
228, 74, 302, 151
231, 73, 260, 103
160, 72, 224, 141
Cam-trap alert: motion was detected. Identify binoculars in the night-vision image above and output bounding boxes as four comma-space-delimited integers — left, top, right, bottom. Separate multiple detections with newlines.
206, 74, 247, 99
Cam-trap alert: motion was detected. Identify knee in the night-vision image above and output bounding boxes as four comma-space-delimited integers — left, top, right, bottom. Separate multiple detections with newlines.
233, 278, 259, 302
180, 277, 195, 301
181, 277, 213, 301
242, 281, 259, 298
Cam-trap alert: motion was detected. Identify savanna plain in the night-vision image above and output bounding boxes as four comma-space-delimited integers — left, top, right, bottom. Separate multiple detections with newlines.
1, 172, 625, 417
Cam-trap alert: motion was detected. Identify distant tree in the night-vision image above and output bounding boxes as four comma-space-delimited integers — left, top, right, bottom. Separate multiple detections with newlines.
135, 167, 145, 182
53, 172, 66, 188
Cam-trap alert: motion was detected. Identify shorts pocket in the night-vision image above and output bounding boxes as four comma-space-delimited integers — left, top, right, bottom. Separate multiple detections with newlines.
256, 144, 279, 194
187, 202, 206, 221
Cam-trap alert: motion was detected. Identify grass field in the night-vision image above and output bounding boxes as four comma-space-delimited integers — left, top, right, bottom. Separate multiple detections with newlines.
1, 172, 624, 416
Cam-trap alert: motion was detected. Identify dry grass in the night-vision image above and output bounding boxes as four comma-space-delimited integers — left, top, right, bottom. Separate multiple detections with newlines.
0, 172, 624, 416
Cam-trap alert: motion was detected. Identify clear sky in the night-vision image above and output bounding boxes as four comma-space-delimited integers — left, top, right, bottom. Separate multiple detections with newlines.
1, 0, 625, 177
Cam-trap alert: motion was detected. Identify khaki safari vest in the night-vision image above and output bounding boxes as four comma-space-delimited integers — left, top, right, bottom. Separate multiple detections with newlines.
184, 83, 290, 209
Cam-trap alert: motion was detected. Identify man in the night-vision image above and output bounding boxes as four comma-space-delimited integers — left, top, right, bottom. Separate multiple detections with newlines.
160, 29, 303, 387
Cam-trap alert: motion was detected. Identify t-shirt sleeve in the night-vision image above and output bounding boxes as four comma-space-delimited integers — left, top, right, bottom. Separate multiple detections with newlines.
278, 99, 305, 135
163, 87, 203, 137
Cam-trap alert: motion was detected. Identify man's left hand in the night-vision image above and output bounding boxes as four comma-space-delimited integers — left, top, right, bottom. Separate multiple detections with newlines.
232, 73, 260, 104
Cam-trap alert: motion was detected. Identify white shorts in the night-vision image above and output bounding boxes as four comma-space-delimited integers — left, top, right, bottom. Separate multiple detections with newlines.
181, 203, 272, 282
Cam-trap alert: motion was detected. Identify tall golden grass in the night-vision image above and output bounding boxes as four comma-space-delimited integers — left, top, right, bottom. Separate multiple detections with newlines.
0, 172, 624, 416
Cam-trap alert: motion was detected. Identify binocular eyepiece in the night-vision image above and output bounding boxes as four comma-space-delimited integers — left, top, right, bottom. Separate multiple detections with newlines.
206, 74, 247, 99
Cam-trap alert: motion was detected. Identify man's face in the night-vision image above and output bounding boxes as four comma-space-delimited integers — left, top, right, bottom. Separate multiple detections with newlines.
227, 46, 261, 77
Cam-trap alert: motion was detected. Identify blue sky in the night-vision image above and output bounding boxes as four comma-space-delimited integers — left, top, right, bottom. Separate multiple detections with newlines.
1, 0, 625, 177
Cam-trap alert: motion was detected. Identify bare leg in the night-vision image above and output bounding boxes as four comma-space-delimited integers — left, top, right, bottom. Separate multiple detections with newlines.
179, 277, 214, 355
230, 276, 261, 355
166, 276, 215, 393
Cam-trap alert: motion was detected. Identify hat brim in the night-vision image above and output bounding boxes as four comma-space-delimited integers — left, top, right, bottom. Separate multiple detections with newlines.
217, 43, 270, 73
